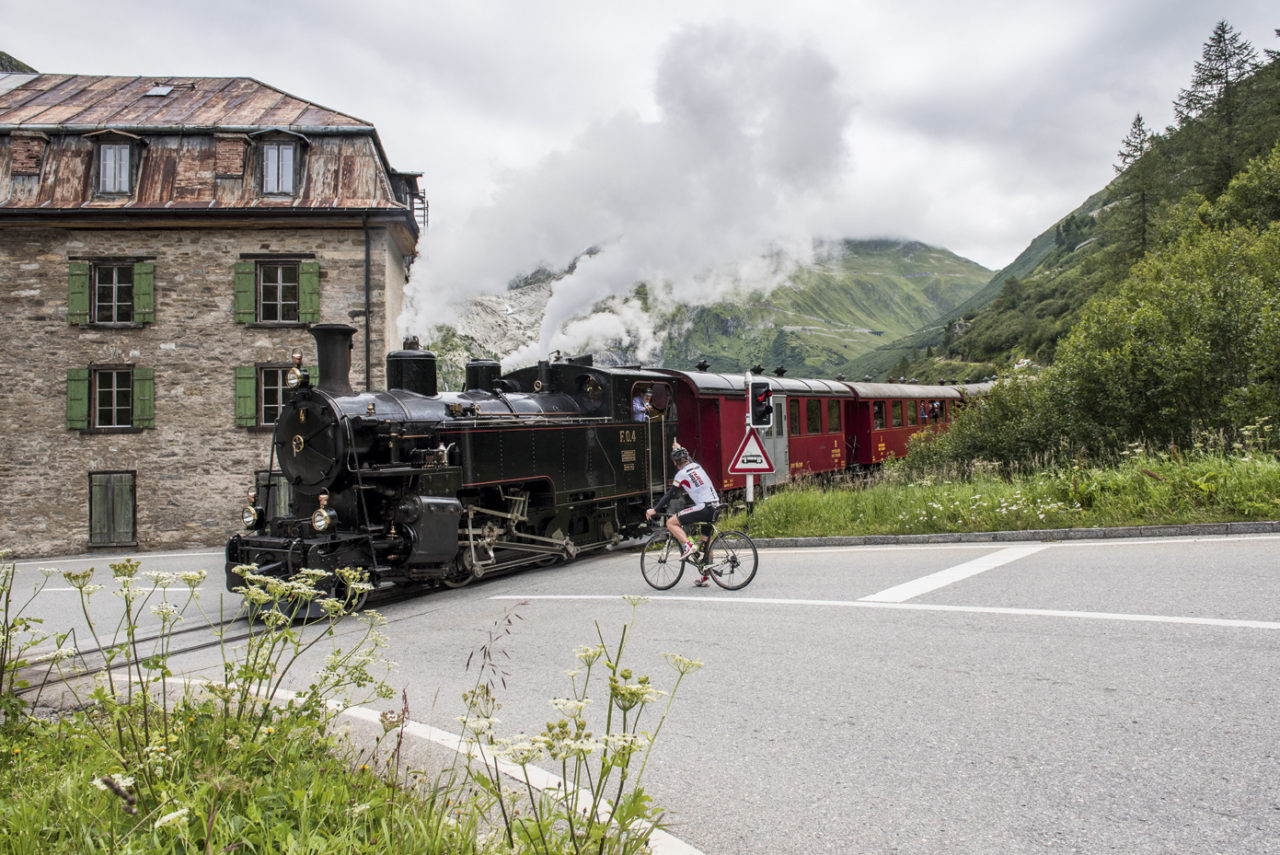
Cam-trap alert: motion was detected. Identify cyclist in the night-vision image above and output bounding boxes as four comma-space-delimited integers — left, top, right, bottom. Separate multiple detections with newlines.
646, 444, 721, 586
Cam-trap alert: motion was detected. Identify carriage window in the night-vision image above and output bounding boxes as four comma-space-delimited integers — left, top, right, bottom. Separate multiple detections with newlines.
873, 401, 885, 430
805, 399, 822, 433
907, 400, 918, 426
827, 400, 841, 432
891, 401, 903, 427
789, 399, 801, 435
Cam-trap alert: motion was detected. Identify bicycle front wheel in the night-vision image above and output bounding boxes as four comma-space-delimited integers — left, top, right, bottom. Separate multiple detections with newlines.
640, 531, 685, 590
705, 530, 758, 590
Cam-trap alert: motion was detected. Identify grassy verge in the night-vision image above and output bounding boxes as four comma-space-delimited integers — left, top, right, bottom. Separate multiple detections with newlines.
0, 559, 697, 854
722, 449, 1280, 537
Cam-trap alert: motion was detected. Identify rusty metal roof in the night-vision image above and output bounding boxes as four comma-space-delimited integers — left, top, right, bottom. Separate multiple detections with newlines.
0, 74, 374, 133
0, 74, 421, 229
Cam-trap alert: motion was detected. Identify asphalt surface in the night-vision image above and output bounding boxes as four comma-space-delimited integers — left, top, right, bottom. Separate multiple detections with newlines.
11, 523, 1280, 854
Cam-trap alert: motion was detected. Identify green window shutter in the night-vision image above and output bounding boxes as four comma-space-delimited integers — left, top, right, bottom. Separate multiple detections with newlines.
111, 474, 136, 543
67, 368, 90, 429
233, 261, 256, 323
134, 261, 155, 323
235, 365, 258, 427
299, 261, 320, 323
307, 364, 320, 388
68, 262, 90, 324
132, 367, 155, 428
89, 475, 112, 543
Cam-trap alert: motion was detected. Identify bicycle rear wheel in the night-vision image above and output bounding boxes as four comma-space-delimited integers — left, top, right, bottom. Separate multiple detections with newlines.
705, 530, 758, 590
640, 531, 685, 590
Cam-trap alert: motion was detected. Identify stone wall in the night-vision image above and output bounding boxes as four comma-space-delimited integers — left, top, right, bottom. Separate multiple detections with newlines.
0, 223, 405, 558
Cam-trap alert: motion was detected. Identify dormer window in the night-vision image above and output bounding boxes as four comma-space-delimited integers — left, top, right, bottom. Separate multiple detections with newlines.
99, 143, 131, 194
87, 130, 144, 197
262, 141, 296, 195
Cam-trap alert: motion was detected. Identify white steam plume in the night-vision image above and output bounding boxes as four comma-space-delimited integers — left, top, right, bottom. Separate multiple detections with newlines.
405, 23, 854, 368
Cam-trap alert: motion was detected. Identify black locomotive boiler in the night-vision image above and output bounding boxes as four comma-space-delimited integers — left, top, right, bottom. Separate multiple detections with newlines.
225, 324, 678, 599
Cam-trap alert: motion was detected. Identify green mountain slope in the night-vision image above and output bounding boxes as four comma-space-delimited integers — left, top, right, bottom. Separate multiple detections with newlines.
660, 239, 990, 376
884, 22, 1280, 381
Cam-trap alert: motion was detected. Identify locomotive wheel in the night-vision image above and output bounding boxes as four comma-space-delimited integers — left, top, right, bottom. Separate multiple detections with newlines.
441, 571, 473, 589
441, 555, 474, 588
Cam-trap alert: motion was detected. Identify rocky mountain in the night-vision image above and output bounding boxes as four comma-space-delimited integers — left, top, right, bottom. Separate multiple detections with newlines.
426, 238, 990, 385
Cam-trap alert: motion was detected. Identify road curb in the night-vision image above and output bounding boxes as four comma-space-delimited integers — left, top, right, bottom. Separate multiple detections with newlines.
749, 520, 1280, 549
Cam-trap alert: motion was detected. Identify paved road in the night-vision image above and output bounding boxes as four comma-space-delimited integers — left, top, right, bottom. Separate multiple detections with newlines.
12, 534, 1280, 854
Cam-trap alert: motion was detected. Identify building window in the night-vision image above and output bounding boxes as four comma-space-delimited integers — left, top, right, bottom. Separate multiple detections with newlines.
66, 366, 155, 430
259, 262, 299, 322
68, 261, 155, 325
262, 141, 296, 194
260, 366, 292, 423
89, 471, 136, 546
99, 143, 131, 194
234, 259, 320, 324
236, 364, 311, 427
94, 264, 134, 323
95, 368, 133, 428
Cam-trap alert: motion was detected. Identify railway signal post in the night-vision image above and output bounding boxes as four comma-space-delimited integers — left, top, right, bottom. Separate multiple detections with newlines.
733, 373, 777, 510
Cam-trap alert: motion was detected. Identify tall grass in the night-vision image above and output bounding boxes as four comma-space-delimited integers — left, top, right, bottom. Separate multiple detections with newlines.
0, 559, 696, 854
724, 446, 1280, 538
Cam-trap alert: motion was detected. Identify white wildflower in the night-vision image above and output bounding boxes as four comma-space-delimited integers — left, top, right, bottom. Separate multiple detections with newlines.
153, 807, 189, 829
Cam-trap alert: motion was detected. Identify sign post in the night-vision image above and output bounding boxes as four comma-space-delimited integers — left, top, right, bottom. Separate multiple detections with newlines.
729, 418, 775, 510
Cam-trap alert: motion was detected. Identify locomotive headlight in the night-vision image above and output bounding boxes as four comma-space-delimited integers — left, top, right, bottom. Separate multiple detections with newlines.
311, 507, 337, 532
311, 493, 336, 532
286, 366, 310, 389
241, 505, 264, 530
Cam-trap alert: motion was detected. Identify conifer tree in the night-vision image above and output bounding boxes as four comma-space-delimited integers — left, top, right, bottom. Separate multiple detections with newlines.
1173, 20, 1261, 196
1108, 113, 1157, 262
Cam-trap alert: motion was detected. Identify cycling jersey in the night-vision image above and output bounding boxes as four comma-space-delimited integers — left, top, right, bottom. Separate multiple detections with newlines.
654, 460, 720, 514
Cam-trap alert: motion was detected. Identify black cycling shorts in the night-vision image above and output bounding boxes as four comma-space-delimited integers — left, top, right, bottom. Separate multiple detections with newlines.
676, 503, 719, 526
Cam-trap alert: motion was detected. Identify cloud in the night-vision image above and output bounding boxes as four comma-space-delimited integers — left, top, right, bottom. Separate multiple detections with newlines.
406, 23, 855, 365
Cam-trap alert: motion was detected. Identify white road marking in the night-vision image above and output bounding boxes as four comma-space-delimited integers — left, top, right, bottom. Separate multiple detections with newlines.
491, 595, 1280, 631
286, 691, 704, 855
858, 544, 1047, 603
10, 550, 225, 568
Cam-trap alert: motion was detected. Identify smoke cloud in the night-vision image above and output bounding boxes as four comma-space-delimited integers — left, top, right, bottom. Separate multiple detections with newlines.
406, 23, 854, 368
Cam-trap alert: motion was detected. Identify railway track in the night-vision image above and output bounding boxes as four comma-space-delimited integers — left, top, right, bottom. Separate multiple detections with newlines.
11, 584, 434, 703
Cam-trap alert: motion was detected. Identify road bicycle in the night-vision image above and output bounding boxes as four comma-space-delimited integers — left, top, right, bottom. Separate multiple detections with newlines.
640, 512, 758, 591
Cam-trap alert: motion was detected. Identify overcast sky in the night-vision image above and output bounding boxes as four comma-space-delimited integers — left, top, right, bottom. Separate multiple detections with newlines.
8, 1, 1278, 355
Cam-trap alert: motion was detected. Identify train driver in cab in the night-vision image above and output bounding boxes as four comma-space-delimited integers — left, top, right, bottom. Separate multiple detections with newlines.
646, 444, 721, 576
633, 387, 655, 421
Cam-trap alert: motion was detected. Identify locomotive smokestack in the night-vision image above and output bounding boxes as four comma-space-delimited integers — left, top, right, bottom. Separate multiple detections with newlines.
311, 324, 356, 397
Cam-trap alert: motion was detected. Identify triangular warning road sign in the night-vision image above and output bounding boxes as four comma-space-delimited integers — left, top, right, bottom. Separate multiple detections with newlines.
728, 428, 775, 474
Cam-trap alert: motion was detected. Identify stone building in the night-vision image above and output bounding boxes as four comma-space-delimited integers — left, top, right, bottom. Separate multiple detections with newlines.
0, 73, 423, 558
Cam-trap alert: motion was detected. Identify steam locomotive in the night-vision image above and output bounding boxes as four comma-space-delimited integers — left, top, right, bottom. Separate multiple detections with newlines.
225, 324, 987, 600
225, 324, 677, 598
